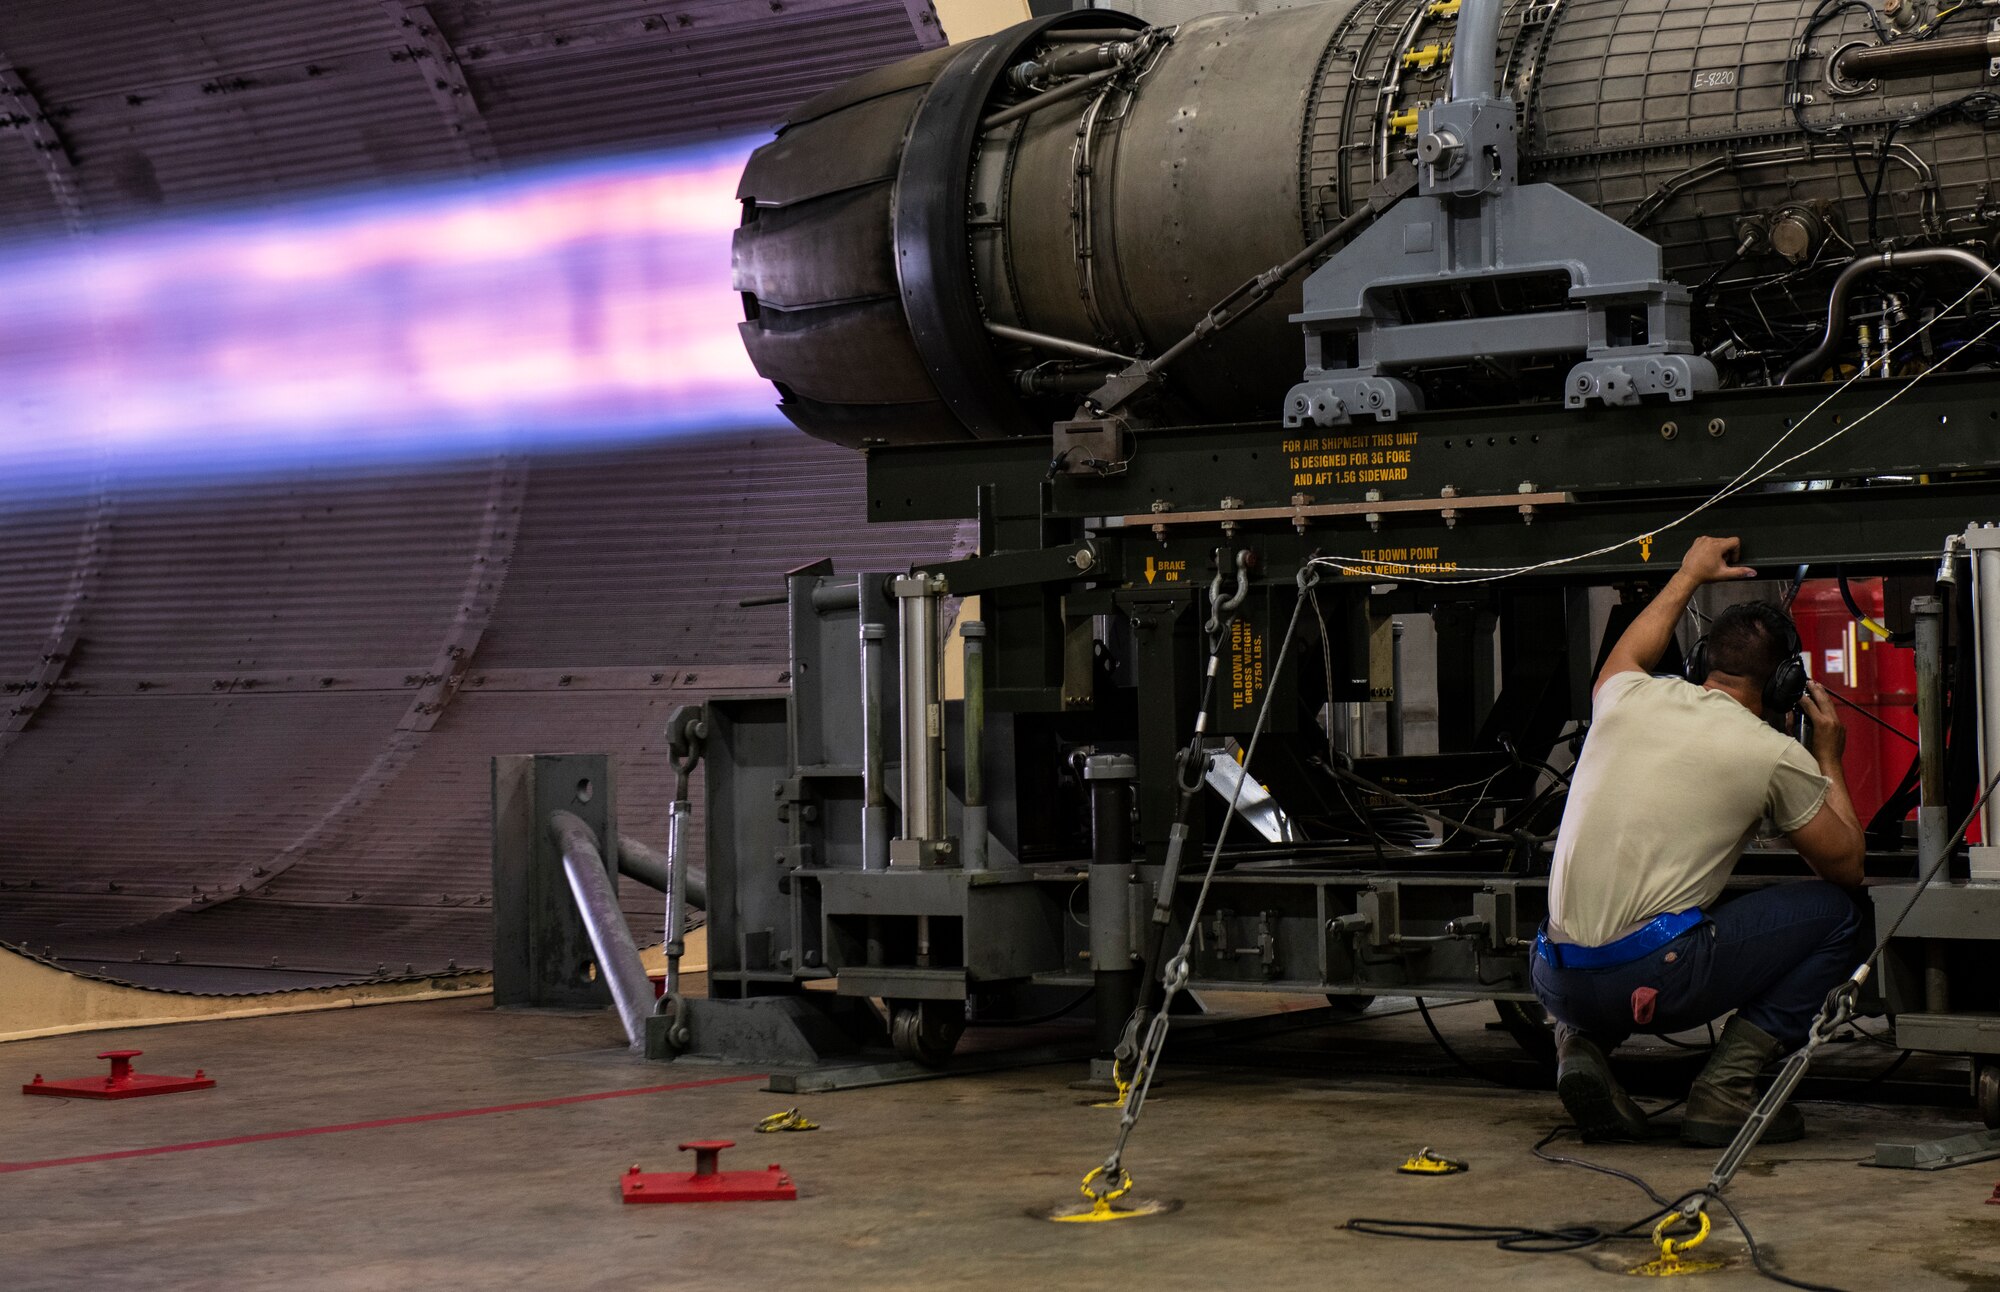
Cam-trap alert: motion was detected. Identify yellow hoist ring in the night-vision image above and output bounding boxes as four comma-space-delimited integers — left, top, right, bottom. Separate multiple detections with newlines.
1651, 1209, 1711, 1259
1081, 1165, 1133, 1205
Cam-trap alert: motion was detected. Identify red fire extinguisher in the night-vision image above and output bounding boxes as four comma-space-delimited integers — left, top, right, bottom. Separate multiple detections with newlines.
1789, 577, 1917, 827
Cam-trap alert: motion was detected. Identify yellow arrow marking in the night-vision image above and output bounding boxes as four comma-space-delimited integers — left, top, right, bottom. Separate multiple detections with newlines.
1639, 535, 1654, 562
1144, 556, 1157, 585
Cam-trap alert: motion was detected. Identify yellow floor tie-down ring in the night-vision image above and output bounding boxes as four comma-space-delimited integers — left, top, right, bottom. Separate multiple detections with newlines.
1040, 1166, 1176, 1224
1089, 1059, 1133, 1110
1628, 1210, 1727, 1277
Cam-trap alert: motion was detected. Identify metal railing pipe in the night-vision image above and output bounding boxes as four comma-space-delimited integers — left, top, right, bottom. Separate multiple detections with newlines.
614, 833, 706, 910
550, 809, 653, 1051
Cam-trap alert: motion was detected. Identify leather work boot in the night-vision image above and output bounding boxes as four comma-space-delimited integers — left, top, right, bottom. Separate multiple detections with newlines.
1555, 1023, 1656, 1142
1680, 1016, 1806, 1147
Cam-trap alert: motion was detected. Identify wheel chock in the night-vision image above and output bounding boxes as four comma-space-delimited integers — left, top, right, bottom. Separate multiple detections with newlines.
621, 1141, 796, 1203
22, 1050, 215, 1100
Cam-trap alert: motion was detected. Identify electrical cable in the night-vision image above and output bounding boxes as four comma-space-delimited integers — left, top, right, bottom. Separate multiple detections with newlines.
1651, 1030, 1717, 1052
1329, 763, 1551, 844
1863, 1048, 1913, 1085
1783, 565, 1810, 611
1414, 997, 1533, 1087
1500, 734, 1572, 788
1532, 1123, 1680, 1207
1354, 1012, 1830, 1281
1837, 570, 1903, 642
1344, 1210, 1672, 1253
1355, 1118, 1852, 1290
1824, 686, 1919, 746
1709, 1192, 1851, 1292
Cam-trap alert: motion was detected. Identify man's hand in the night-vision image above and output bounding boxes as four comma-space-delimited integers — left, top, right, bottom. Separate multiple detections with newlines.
1678, 535, 1758, 585
1801, 680, 1846, 768
1790, 680, 1865, 887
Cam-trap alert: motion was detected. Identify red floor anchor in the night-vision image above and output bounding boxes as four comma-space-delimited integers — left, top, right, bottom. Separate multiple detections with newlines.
621, 1140, 796, 1204
22, 1050, 215, 1100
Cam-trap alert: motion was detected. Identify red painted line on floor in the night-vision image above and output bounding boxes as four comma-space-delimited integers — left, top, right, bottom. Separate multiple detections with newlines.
0, 1073, 768, 1174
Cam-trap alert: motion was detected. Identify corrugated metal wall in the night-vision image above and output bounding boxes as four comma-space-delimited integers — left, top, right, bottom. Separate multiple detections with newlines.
0, 2, 959, 991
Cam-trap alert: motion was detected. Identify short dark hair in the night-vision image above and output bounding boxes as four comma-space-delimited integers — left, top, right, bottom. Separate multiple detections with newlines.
1703, 602, 1794, 687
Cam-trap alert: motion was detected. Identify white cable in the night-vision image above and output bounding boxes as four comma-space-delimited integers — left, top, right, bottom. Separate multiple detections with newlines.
1308, 273, 1997, 586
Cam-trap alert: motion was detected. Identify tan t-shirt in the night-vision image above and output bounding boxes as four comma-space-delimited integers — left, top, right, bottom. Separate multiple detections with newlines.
1546, 670, 1831, 947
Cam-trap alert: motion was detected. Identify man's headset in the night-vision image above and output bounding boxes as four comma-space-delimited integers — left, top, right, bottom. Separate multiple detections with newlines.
1685, 607, 1808, 719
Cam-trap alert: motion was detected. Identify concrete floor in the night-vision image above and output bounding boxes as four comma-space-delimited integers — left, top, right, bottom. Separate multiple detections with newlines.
4, 994, 1999, 1291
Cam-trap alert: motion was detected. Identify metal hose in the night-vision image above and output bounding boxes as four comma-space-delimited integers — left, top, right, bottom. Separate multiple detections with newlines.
1782, 247, 2000, 384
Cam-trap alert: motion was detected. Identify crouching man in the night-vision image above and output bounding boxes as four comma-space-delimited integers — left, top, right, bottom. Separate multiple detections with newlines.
1534, 535, 1866, 1145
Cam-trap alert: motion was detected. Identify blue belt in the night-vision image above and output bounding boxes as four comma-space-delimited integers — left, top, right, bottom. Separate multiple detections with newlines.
1534, 908, 1705, 971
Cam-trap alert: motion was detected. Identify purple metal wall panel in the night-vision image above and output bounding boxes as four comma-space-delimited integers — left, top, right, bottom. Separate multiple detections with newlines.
476, 434, 972, 670
0, 691, 416, 938
0, 500, 94, 675
458, 5, 934, 155
0, 0, 938, 236
69, 465, 500, 676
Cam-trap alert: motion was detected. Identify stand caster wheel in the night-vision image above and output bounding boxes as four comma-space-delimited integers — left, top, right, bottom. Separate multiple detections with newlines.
1977, 1061, 2000, 1130
889, 999, 965, 1067
1324, 994, 1376, 1017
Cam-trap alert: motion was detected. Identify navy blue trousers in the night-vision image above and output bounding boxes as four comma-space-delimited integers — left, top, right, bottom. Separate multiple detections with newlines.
1530, 881, 1863, 1052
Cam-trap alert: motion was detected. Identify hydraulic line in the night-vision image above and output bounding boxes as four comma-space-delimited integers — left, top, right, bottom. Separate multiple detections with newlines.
1782, 248, 2000, 385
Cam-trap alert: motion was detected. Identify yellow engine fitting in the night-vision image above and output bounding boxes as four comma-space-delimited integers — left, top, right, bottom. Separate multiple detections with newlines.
1401, 41, 1452, 71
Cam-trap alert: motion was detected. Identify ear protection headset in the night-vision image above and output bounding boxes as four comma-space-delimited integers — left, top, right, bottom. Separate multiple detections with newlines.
1686, 607, 1808, 718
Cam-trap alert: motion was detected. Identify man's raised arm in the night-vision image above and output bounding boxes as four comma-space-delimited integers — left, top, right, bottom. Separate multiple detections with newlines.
1595, 535, 1759, 696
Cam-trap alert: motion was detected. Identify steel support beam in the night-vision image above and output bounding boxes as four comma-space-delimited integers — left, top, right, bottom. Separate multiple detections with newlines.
870, 377, 2000, 524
